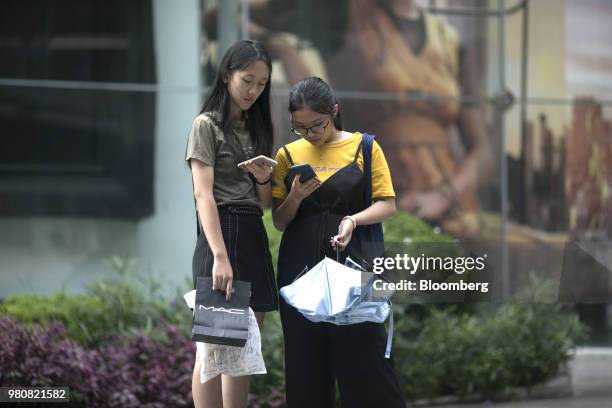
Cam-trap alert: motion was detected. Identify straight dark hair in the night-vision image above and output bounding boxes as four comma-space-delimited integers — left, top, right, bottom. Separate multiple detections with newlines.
288, 76, 343, 130
200, 40, 273, 157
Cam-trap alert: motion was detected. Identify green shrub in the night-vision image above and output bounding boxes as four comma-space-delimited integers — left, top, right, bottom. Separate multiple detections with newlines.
383, 211, 474, 308
1, 215, 588, 404
392, 275, 587, 400
263, 209, 281, 274
383, 211, 455, 244
84, 257, 194, 338
1, 292, 108, 347
1, 257, 193, 347
250, 312, 286, 406
249, 276, 586, 402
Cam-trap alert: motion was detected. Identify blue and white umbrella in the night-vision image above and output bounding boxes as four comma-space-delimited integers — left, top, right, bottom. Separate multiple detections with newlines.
280, 256, 396, 358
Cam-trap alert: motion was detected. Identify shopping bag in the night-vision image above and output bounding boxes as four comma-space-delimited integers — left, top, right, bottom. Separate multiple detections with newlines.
184, 290, 266, 383
191, 276, 251, 347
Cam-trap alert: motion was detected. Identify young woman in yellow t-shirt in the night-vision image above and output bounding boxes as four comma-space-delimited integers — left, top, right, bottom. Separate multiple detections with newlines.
271, 77, 405, 408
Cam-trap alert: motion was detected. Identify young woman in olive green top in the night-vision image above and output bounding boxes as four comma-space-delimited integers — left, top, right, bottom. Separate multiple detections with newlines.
185, 40, 278, 408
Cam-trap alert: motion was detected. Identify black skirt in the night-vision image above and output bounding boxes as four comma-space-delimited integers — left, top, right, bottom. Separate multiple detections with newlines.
192, 205, 278, 312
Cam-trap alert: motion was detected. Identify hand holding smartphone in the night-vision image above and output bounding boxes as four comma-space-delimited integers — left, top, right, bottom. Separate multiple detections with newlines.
287, 164, 317, 183
237, 155, 278, 170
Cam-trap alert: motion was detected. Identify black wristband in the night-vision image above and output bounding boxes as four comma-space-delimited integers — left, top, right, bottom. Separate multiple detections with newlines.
255, 176, 272, 185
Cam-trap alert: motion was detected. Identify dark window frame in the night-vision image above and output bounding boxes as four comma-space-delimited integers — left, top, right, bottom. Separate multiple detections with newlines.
0, 0, 156, 219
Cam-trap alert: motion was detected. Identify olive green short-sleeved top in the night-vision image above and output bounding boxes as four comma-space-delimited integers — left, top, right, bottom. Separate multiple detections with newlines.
185, 112, 259, 207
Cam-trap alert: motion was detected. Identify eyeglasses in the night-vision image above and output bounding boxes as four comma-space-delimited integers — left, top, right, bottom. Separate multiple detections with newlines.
290, 119, 330, 137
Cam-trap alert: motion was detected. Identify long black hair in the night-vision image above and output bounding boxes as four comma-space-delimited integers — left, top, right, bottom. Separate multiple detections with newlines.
200, 40, 273, 157
288, 76, 343, 131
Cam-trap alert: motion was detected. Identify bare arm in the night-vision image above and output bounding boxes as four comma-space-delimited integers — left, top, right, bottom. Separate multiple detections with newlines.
256, 182, 272, 209
352, 197, 396, 225
452, 44, 493, 195
404, 44, 493, 219
452, 107, 493, 196
334, 197, 396, 251
191, 159, 234, 300
272, 196, 300, 231
243, 161, 273, 209
264, 33, 313, 85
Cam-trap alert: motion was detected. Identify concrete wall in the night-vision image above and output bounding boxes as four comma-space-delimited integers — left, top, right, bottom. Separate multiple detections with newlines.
0, 0, 201, 299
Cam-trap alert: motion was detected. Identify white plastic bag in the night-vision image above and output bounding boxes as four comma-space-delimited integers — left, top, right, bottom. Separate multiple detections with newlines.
184, 290, 267, 383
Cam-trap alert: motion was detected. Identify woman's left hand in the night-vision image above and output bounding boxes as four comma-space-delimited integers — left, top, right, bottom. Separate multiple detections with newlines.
331, 217, 356, 251
244, 161, 273, 184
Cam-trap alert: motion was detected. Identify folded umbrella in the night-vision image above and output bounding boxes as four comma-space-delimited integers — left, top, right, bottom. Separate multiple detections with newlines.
280, 256, 396, 358
280, 257, 363, 319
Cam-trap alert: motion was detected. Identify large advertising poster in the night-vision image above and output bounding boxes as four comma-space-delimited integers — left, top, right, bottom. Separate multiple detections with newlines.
202, 0, 612, 303
204, 0, 493, 239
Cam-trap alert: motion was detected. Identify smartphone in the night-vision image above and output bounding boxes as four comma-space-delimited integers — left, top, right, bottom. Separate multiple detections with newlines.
287, 164, 317, 183
237, 155, 278, 170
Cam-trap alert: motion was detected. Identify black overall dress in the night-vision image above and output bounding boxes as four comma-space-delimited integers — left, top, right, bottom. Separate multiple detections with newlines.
277, 139, 405, 408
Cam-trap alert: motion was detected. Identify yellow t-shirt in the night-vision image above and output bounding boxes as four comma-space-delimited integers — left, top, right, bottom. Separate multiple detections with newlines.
272, 132, 395, 200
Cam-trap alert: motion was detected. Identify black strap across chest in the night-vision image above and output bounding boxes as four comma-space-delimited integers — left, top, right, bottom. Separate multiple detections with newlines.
282, 138, 363, 169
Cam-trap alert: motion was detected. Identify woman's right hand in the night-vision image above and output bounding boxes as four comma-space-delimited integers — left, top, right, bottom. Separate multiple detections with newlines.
400, 190, 451, 221
212, 254, 233, 301
288, 174, 321, 202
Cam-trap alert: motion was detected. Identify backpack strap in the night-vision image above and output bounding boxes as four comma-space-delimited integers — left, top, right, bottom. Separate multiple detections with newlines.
282, 145, 295, 166
359, 133, 385, 259
353, 141, 363, 163
361, 133, 375, 206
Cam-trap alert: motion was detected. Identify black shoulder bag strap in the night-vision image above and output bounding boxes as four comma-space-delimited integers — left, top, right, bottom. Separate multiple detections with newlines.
360, 133, 385, 260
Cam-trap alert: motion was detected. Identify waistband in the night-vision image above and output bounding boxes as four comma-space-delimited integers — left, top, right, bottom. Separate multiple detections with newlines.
217, 205, 263, 216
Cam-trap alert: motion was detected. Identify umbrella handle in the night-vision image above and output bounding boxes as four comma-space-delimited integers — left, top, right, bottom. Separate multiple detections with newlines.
291, 266, 310, 283
330, 235, 340, 262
